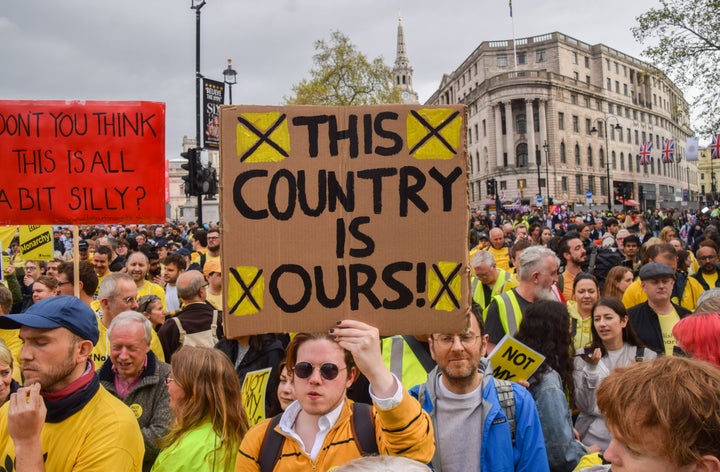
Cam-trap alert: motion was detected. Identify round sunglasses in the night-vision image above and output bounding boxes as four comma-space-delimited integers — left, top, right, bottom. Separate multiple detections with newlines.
293, 362, 347, 381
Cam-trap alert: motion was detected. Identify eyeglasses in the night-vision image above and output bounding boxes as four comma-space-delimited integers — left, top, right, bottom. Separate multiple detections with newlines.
57, 281, 73, 287
433, 333, 481, 349
293, 362, 347, 381
698, 255, 718, 261
116, 296, 137, 304
207, 236, 220, 240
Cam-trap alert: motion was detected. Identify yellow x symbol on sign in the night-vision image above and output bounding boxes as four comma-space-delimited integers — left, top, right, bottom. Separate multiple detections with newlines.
236, 112, 291, 163
427, 261, 462, 312
406, 108, 462, 160
228, 266, 265, 316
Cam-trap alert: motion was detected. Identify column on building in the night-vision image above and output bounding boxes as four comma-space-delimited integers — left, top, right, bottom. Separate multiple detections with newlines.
538, 99, 548, 198
495, 103, 504, 168
526, 98, 536, 171
504, 101, 514, 166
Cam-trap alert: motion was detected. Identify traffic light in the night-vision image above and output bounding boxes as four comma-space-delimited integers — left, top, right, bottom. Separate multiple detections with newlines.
486, 179, 496, 196
195, 165, 211, 196
181, 148, 199, 196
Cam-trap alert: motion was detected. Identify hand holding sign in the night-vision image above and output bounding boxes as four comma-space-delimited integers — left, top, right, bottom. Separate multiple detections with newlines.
332, 319, 395, 398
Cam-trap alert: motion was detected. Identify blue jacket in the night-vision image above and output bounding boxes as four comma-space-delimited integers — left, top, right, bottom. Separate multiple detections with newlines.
410, 360, 549, 472
529, 368, 587, 472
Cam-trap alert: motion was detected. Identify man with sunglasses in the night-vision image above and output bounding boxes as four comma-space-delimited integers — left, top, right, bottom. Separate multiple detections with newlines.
237, 320, 434, 471
410, 310, 548, 471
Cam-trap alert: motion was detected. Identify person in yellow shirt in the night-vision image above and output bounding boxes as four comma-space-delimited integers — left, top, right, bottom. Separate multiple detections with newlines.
485, 228, 511, 272
203, 258, 223, 311
627, 262, 691, 355
126, 251, 166, 309
622, 243, 703, 311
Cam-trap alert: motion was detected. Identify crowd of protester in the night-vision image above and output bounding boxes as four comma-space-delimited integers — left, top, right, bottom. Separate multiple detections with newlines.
0, 205, 719, 470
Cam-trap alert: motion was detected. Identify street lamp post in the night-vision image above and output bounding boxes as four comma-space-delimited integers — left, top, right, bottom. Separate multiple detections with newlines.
191, 0, 206, 225
222, 58, 237, 105
535, 145, 542, 204
591, 116, 622, 212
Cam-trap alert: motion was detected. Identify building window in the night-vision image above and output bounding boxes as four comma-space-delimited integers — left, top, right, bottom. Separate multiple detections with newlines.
517, 143, 528, 167
615, 62, 619, 73
588, 175, 595, 194
560, 141, 567, 164
572, 115, 579, 132
617, 151, 622, 170
585, 118, 592, 135
588, 146, 593, 167
536, 49, 546, 62
571, 94, 578, 105
615, 81, 620, 93
619, 128, 624, 142
584, 97, 591, 108
599, 148, 605, 168
497, 54, 508, 67
517, 52, 526, 65
585, 56, 590, 68
517, 114, 527, 134
627, 128, 631, 142
562, 176, 569, 192
572, 52, 578, 64
575, 143, 581, 165
574, 71, 580, 81
586, 75, 591, 84
606, 59, 610, 70
608, 103, 613, 114
607, 78, 612, 90
558, 112, 565, 130
635, 130, 639, 145
600, 176, 607, 195
482, 119, 487, 137
623, 83, 628, 95
576, 175, 583, 194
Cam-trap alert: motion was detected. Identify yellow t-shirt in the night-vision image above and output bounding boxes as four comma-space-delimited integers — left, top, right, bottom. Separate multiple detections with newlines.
703, 271, 718, 289
137, 280, 166, 310
567, 301, 593, 352
0, 329, 23, 383
562, 271, 577, 302
206, 291, 223, 311
657, 308, 680, 357
487, 246, 511, 272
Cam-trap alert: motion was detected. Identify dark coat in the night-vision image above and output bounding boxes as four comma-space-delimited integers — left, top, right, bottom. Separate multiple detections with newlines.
628, 301, 691, 355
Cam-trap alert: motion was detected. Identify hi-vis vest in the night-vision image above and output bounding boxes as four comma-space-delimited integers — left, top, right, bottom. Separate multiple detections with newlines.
484, 290, 523, 336
471, 269, 515, 309
381, 336, 433, 389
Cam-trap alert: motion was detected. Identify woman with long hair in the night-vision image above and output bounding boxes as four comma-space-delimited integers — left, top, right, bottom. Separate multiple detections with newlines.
602, 266, 634, 299
515, 300, 596, 471
567, 273, 600, 353
152, 346, 248, 471
138, 294, 166, 331
573, 297, 656, 450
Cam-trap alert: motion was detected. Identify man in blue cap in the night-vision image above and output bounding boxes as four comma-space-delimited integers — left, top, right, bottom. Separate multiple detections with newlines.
0, 296, 144, 471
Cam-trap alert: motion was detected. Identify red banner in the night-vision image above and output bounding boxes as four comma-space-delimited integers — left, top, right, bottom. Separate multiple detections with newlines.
0, 100, 166, 225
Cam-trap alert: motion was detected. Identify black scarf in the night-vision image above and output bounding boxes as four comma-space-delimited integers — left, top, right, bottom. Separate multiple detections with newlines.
43, 373, 100, 423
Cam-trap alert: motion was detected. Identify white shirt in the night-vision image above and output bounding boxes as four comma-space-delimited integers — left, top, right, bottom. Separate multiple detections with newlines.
278, 374, 403, 459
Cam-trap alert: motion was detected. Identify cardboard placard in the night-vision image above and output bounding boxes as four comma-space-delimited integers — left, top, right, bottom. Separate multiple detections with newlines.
241, 367, 272, 426
220, 105, 470, 336
488, 334, 546, 381
0, 100, 166, 225
19, 225, 53, 260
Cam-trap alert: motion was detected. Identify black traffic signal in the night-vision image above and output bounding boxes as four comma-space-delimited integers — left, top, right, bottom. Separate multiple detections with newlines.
486, 179, 496, 196
195, 166, 211, 196
181, 148, 199, 196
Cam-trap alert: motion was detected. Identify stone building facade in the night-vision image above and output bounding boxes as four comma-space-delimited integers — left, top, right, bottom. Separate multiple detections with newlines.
426, 32, 698, 211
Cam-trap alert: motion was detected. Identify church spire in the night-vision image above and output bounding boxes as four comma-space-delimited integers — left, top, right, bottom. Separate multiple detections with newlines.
393, 13, 418, 104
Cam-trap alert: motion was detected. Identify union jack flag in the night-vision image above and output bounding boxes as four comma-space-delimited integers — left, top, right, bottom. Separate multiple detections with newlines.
638, 141, 652, 166
712, 133, 720, 159
661, 138, 675, 163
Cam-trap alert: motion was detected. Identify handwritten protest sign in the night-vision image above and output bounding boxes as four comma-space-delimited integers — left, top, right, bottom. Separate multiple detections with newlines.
0, 100, 166, 225
220, 105, 470, 336
19, 225, 53, 260
241, 367, 271, 426
488, 335, 545, 381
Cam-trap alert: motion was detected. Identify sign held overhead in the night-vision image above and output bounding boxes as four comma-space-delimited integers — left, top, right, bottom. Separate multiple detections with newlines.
221, 105, 470, 336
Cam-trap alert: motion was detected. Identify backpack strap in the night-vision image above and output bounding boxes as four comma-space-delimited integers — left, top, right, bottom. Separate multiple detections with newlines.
172, 317, 187, 345
350, 402, 378, 456
211, 310, 219, 345
588, 246, 599, 273
570, 317, 578, 339
258, 414, 284, 472
635, 346, 645, 362
493, 377, 516, 445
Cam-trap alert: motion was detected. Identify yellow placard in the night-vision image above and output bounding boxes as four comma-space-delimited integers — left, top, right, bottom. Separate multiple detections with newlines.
0, 226, 18, 252
488, 335, 545, 382
18, 225, 54, 260
241, 367, 272, 426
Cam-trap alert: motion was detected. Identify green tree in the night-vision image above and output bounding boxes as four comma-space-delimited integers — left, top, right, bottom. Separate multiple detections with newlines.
632, 0, 720, 134
286, 30, 402, 106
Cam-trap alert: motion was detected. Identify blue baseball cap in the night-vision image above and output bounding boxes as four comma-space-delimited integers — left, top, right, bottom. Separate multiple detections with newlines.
0, 296, 99, 345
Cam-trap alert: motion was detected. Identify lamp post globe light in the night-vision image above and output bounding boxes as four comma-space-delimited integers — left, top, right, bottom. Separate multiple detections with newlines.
223, 58, 237, 105
590, 116, 622, 211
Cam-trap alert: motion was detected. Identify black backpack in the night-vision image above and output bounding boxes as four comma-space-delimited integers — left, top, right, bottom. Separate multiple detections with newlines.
584, 246, 624, 287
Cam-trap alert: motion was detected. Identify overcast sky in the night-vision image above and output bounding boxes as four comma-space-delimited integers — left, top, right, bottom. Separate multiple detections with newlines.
1, 0, 662, 157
